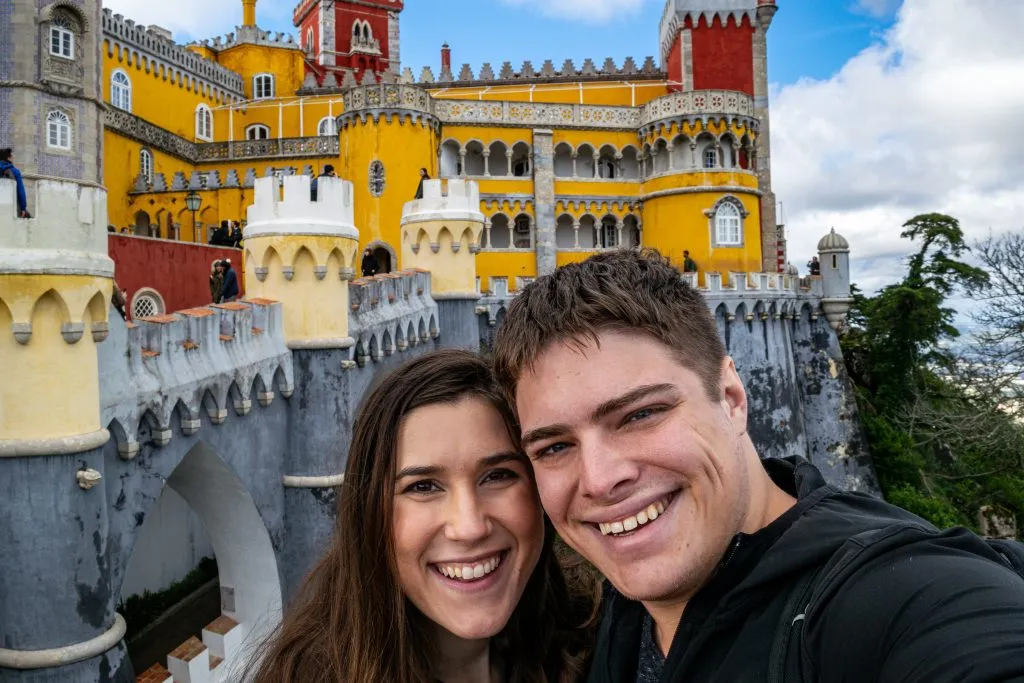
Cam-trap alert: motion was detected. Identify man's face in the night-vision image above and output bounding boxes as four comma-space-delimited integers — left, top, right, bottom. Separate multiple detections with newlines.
516, 330, 752, 606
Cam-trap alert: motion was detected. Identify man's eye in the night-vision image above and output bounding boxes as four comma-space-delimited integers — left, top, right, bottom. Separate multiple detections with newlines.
535, 442, 570, 460
626, 407, 662, 424
403, 480, 440, 495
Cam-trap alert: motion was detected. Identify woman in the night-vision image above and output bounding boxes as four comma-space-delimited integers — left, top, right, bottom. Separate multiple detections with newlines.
209, 259, 223, 304
415, 167, 431, 199
246, 350, 596, 683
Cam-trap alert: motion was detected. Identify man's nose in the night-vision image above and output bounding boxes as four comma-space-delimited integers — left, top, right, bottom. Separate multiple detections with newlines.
578, 437, 641, 501
443, 487, 492, 543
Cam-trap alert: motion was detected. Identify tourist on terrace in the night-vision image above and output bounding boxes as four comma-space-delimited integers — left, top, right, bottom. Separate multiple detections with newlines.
0, 148, 30, 218
209, 260, 224, 304
682, 249, 698, 273
310, 164, 336, 202
361, 248, 379, 278
219, 260, 239, 303
415, 167, 431, 200
244, 350, 597, 683
808, 255, 821, 276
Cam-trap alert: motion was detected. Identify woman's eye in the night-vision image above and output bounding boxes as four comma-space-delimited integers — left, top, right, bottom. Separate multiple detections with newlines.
403, 480, 440, 495
483, 468, 519, 484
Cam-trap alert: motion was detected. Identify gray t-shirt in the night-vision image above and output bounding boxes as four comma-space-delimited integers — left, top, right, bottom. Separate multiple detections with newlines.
636, 612, 665, 683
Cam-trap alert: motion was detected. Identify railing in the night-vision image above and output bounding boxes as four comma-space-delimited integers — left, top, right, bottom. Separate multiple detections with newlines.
195, 136, 339, 162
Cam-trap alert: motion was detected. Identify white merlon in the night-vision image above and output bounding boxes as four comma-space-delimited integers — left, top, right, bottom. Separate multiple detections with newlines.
0, 180, 114, 277
401, 180, 485, 225
245, 176, 357, 240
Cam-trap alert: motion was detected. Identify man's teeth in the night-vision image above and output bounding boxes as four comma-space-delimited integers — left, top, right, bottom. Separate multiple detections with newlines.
599, 498, 669, 536
438, 554, 502, 581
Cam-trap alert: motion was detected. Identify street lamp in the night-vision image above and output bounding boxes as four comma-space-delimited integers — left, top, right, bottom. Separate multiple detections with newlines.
185, 191, 203, 243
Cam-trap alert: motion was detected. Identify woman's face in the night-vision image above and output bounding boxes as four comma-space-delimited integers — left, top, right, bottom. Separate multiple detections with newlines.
393, 396, 544, 641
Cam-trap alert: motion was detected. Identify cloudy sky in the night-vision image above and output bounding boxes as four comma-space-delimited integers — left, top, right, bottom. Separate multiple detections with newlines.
101, 0, 1024, 295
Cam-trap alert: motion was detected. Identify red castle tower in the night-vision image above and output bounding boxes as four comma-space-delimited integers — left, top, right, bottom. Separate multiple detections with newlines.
659, 0, 781, 271
293, 0, 404, 86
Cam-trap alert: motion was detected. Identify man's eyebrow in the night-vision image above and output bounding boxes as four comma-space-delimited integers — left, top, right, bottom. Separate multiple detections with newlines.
591, 383, 678, 422
521, 384, 679, 449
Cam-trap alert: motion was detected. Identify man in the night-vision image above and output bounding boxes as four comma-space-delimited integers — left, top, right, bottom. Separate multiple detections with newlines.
808, 255, 821, 276
0, 148, 31, 218
310, 164, 336, 202
361, 248, 379, 278
492, 250, 1024, 683
682, 250, 698, 273
219, 259, 239, 303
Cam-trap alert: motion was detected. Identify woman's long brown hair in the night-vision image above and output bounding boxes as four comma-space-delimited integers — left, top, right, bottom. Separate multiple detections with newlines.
245, 349, 598, 683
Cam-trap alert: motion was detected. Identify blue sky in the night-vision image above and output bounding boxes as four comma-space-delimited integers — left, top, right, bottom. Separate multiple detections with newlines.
236, 0, 899, 88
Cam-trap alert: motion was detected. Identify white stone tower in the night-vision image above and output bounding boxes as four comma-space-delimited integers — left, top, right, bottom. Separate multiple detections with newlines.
818, 228, 853, 332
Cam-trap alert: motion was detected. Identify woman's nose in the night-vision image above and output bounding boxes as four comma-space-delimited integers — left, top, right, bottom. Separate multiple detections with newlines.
443, 488, 491, 543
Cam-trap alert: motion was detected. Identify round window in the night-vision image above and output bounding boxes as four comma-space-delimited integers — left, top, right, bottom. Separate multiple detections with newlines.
131, 288, 165, 320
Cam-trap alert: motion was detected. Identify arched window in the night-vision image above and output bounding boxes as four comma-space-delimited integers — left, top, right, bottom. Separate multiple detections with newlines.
111, 70, 132, 112
46, 110, 72, 150
369, 160, 386, 197
513, 214, 532, 249
703, 146, 718, 169
714, 201, 743, 246
353, 22, 361, 39
317, 117, 337, 136
306, 28, 314, 51
246, 124, 271, 140
195, 104, 213, 141
253, 73, 275, 100
50, 15, 75, 59
139, 148, 153, 183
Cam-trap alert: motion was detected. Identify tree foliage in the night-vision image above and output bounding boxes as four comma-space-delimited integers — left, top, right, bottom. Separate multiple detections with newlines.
842, 214, 1021, 537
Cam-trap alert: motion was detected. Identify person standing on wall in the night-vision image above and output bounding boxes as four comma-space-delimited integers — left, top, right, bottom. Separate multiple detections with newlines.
682, 250, 698, 273
361, 248, 379, 278
808, 255, 821, 276
311, 165, 336, 202
0, 148, 31, 218
415, 167, 431, 200
220, 259, 239, 303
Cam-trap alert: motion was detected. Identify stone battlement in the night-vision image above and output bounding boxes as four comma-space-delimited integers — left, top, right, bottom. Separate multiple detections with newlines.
189, 26, 300, 54
245, 176, 357, 239
0, 179, 113, 277
100, 299, 293, 459
401, 180, 485, 225
406, 56, 662, 86
348, 270, 439, 367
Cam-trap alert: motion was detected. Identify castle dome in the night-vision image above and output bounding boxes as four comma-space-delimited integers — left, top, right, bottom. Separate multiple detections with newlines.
784, 262, 799, 276
818, 228, 850, 253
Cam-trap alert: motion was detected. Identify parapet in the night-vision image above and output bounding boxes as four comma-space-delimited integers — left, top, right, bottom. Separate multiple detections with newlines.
416, 56, 661, 85
401, 180, 485, 225
0, 180, 114, 278
348, 270, 439, 367
245, 176, 358, 240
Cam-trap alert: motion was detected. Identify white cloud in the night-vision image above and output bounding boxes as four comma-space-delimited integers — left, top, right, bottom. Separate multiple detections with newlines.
101, 0, 294, 40
772, 0, 1024, 294
852, 0, 900, 18
498, 0, 648, 23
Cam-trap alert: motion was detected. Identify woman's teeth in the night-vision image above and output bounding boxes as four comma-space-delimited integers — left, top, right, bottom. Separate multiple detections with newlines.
437, 553, 502, 581
599, 497, 669, 536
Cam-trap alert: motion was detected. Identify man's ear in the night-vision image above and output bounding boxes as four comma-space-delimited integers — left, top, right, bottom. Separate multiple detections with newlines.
719, 357, 748, 430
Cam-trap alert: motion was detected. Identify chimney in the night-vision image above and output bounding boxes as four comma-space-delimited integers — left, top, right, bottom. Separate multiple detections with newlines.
441, 43, 451, 72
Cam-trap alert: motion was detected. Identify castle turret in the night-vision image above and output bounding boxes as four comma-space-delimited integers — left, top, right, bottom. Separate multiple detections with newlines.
401, 179, 483, 346
818, 228, 853, 332
243, 175, 360, 349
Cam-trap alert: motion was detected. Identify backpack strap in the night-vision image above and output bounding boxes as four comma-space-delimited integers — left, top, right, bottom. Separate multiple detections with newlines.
767, 566, 821, 683
987, 539, 1024, 576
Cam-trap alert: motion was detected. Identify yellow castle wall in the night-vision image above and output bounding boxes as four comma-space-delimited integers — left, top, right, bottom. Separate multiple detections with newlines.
431, 80, 670, 107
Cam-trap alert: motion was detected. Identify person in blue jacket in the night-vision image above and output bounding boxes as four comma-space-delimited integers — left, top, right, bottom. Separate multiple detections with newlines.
0, 148, 31, 218
220, 260, 240, 302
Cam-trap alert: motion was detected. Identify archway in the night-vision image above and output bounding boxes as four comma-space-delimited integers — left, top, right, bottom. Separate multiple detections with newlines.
133, 210, 151, 236
119, 443, 282, 678
366, 240, 396, 274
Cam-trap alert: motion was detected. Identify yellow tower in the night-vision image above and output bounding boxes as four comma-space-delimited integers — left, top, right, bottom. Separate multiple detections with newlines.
242, 0, 258, 27
338, 84, 440, 270
0, 180, 114, 454
401, 179, 484, 298
243, 175, 360, 349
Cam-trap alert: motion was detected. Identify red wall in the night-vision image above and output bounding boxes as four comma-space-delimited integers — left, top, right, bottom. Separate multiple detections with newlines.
300, 14, 319, 57
690, 15, 755, 95
666, 37, 683, 92
108, 235, 244, 318
336, 6, 392, 70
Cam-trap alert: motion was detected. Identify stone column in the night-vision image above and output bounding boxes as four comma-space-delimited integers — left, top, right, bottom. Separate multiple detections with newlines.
592, 153, 600, 179
573, 219, 581, 249
319, 0, 336, 67
484, 216, 492, 248
506, 151, 513, 176
754, 2, 780, 271
483, 150, 491, 177
532, 129, 557, 277
0, 180, 126, 680
667, 144, 676, 170
458, 150, 467, 177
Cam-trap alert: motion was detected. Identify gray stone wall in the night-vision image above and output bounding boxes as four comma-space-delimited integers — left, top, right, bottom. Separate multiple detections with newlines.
753, 8, 779, 272
532, 129, 557, 277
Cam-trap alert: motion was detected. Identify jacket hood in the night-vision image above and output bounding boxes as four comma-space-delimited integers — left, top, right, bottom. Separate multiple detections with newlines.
0, 160, 13, 171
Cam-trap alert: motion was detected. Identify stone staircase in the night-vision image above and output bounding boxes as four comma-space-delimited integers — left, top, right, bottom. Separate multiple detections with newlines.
136, 615, 243, 683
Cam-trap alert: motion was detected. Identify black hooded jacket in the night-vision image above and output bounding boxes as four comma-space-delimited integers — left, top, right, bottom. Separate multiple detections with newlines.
587, 457, 1024, 683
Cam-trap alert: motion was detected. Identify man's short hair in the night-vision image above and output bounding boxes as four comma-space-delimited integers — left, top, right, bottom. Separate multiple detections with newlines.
492, 249, 726, 400
324, 164, 335, 175
0, 148, 11, 162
